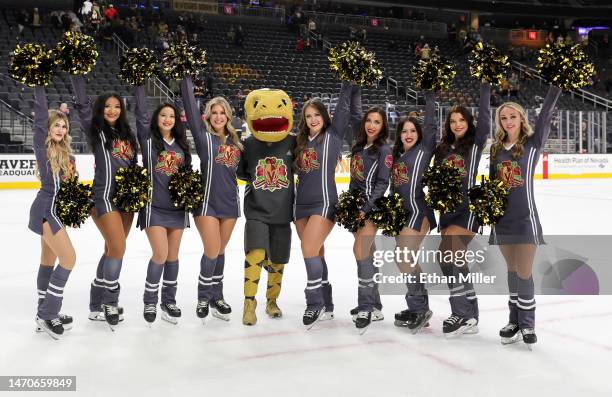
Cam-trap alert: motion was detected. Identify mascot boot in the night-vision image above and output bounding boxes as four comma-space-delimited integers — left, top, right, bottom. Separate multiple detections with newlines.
243, 249, 266, 325
264, 261, 285, 318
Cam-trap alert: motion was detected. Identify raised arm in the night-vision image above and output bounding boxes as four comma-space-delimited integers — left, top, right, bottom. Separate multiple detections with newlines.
329, 81, 353, 140
32, 86, 49, 154
362, 146, 392, 213
133, 85, 150, 144
532, 85, 562, 149
422, 90, 437, 152
180, 76, 207, 155
475, 82, 491, 148
70, 75, 93, 137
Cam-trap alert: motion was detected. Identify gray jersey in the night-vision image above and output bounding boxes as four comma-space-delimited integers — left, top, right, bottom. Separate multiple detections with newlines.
349, 144, 393, 213
435, 83, 491, 232
391, 91, 437, 231
28, 86, 74, 235
295, 82, 355, 219
490, 86, 562, 244
71, 75, 136, 216
134, 86, 189, 229
181, 77, 241, 218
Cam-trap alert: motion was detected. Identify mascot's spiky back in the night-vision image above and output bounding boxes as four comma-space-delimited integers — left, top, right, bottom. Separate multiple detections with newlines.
238, 88, 296, 326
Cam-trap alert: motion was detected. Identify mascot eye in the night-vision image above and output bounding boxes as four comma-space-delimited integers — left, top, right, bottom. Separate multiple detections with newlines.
281, 99, 287, 106
253, 101, 258, 108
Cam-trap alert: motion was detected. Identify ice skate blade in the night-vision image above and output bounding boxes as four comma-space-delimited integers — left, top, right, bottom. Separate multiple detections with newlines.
410, 312, 434, 335
394, 320, 409, 327
35, 320, 62, 340
357, 325, 369, 335
525, 342, 536, 351
304, 310, 326, 331
444, 325, 476, 338
501, 334, 521, 345
161, 312, 178, 325
212, 310, 230, 321
36, 323, 72, 332
88, 312, 105, 321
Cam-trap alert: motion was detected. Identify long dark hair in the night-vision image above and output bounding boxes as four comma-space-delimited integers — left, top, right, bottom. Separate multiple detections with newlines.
393, 116, 423, 159
294, 98, 332, 170
89, 92, 138, 153
351, 107, 389, 156
151, 103, 192, 167
434, 105, 475, 162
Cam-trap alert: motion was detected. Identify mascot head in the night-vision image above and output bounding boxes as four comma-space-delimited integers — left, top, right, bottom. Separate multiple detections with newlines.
244, 89, 293, 143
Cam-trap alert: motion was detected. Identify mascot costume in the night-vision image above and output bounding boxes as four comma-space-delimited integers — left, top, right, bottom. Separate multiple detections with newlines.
238, 89, 295, 326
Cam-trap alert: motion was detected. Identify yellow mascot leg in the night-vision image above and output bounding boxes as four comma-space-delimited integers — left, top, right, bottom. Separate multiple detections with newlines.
264, 261, 285, 318
243, 249, 266, 325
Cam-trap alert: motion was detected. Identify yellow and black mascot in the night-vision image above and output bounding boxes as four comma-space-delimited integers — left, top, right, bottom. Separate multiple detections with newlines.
237, 89, 295, 325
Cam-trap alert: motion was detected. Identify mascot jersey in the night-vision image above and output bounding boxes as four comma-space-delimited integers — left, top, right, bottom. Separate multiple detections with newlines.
237, 88, 296, 225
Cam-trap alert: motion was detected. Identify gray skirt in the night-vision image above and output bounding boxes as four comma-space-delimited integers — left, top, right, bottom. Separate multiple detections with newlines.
138, 206, 190, 230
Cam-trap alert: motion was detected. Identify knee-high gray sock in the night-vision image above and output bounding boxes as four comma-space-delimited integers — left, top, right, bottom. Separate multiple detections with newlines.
461, 267, 478, 320
442, 264, 473, 318
507, 271, 519, 324
212, 254, 225, 300
102, 257, 122, 306
198, 255, 217, 302
38, 265, 71, 320
36, 264, 54, 308
405, 270, 429, 313
143, 260, 164, 305
321, 257, 334, 312
517, 276, 536, 328
162, 260, 179, 305
357, 257, 376, 312
89, 254, 105, 311
304, 256, 324, 309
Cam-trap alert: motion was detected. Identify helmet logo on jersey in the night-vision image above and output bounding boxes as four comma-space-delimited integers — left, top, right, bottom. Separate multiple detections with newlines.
298, 148, 320, 173
445, 154, 467, 177
497, 160, 524, 188
350, 153, 365, 182
392, 162, 410, 186
215, 144, 241, 168
155, 150, 184, 176
111, 139, 133, 161
254, 157, 289, 192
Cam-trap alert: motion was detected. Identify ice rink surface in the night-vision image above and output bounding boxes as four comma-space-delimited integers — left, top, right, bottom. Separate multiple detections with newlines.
1, 179, 611, 397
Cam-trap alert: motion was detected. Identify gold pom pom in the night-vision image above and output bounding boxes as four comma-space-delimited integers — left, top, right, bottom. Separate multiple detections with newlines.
328, 41, 383, 86
411, 54, 456, 91
468, 42, 510, 85
536, 42, 595, 90
9, 43, 55, 87
55, 31, 99, 75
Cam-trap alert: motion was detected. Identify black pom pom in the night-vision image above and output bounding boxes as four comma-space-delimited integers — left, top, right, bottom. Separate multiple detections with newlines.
113, 165, 151, 213
468, 177, 510, 226
468, 42, 510, 85
55, 31, 99, 75
162, 41, 207, 80
367, 193, 408, 237
421, 162, 463, 213
118, 47, 158, 86
536, 42, 595, 90
335, 189, 367, 232
328, 41, 383, 86
411, 54, 456, 91
56, 177, 92, 228
9, 43, 55, 87
168, 165, 204, 211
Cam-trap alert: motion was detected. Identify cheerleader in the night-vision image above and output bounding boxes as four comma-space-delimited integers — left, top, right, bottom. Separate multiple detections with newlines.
71, 75, 138, 329
391, 90, 437, 333
180, 76, 242, 322
294, 82, 357, 327
490, 85, 562, 346
30, 85, 76, 339
432, 82, 490, 336
133, 86, 191, 325
349, 106, 392, 332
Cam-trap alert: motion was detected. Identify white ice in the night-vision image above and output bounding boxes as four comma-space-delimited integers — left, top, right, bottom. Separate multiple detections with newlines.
1, 179, 611, 397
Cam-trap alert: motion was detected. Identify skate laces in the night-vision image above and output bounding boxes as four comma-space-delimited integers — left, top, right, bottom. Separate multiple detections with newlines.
197, 301, 209, 310
444, 315, 460, 325
50, 318, 62, 327
356, 311, 370, 320
521, 328, 535, 335
104, 305, 119, 316
144, 304, 156, 313
215, 299, 230, 309
166, 303, 179, 311
304, 308, 317, 317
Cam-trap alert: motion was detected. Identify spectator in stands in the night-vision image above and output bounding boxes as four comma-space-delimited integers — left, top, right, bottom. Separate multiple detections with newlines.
80, 1, 93, 23
31, 8, 41, 29
296, 36, 305, 53
448, 23, 457, 42
358, 28, 367, 44
105, 4, 118, 21
90, 2, 103, 31
308, 19, 316, 33
16, 9, 29, 36
490, 89, 501, 107
508, 72, 520, 99
235, 25, 244, 46
414, 42, 422, 58
420, 44, 431, 60
59, 103, 70, 121
500, 78, 510, 97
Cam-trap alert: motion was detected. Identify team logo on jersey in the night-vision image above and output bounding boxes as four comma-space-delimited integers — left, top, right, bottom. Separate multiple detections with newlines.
384, 154, 393, 169
215, 144, 241, 168
297, 148, 320, 173
253, 157, 289, 192
392, 162, 410, 186
155, 150, 184, 176
350, 154, 365, 182
496, 160, 525, 188
111, 139, 133, 161
445, 154, 468, 177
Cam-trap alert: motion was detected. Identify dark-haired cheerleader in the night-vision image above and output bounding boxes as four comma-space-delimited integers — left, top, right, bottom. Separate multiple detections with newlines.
432, 82, 490, 336
489, 85, 561, 347
390, 90, 437, 333
71, 75, 138, 329
133, 86, 191, 325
